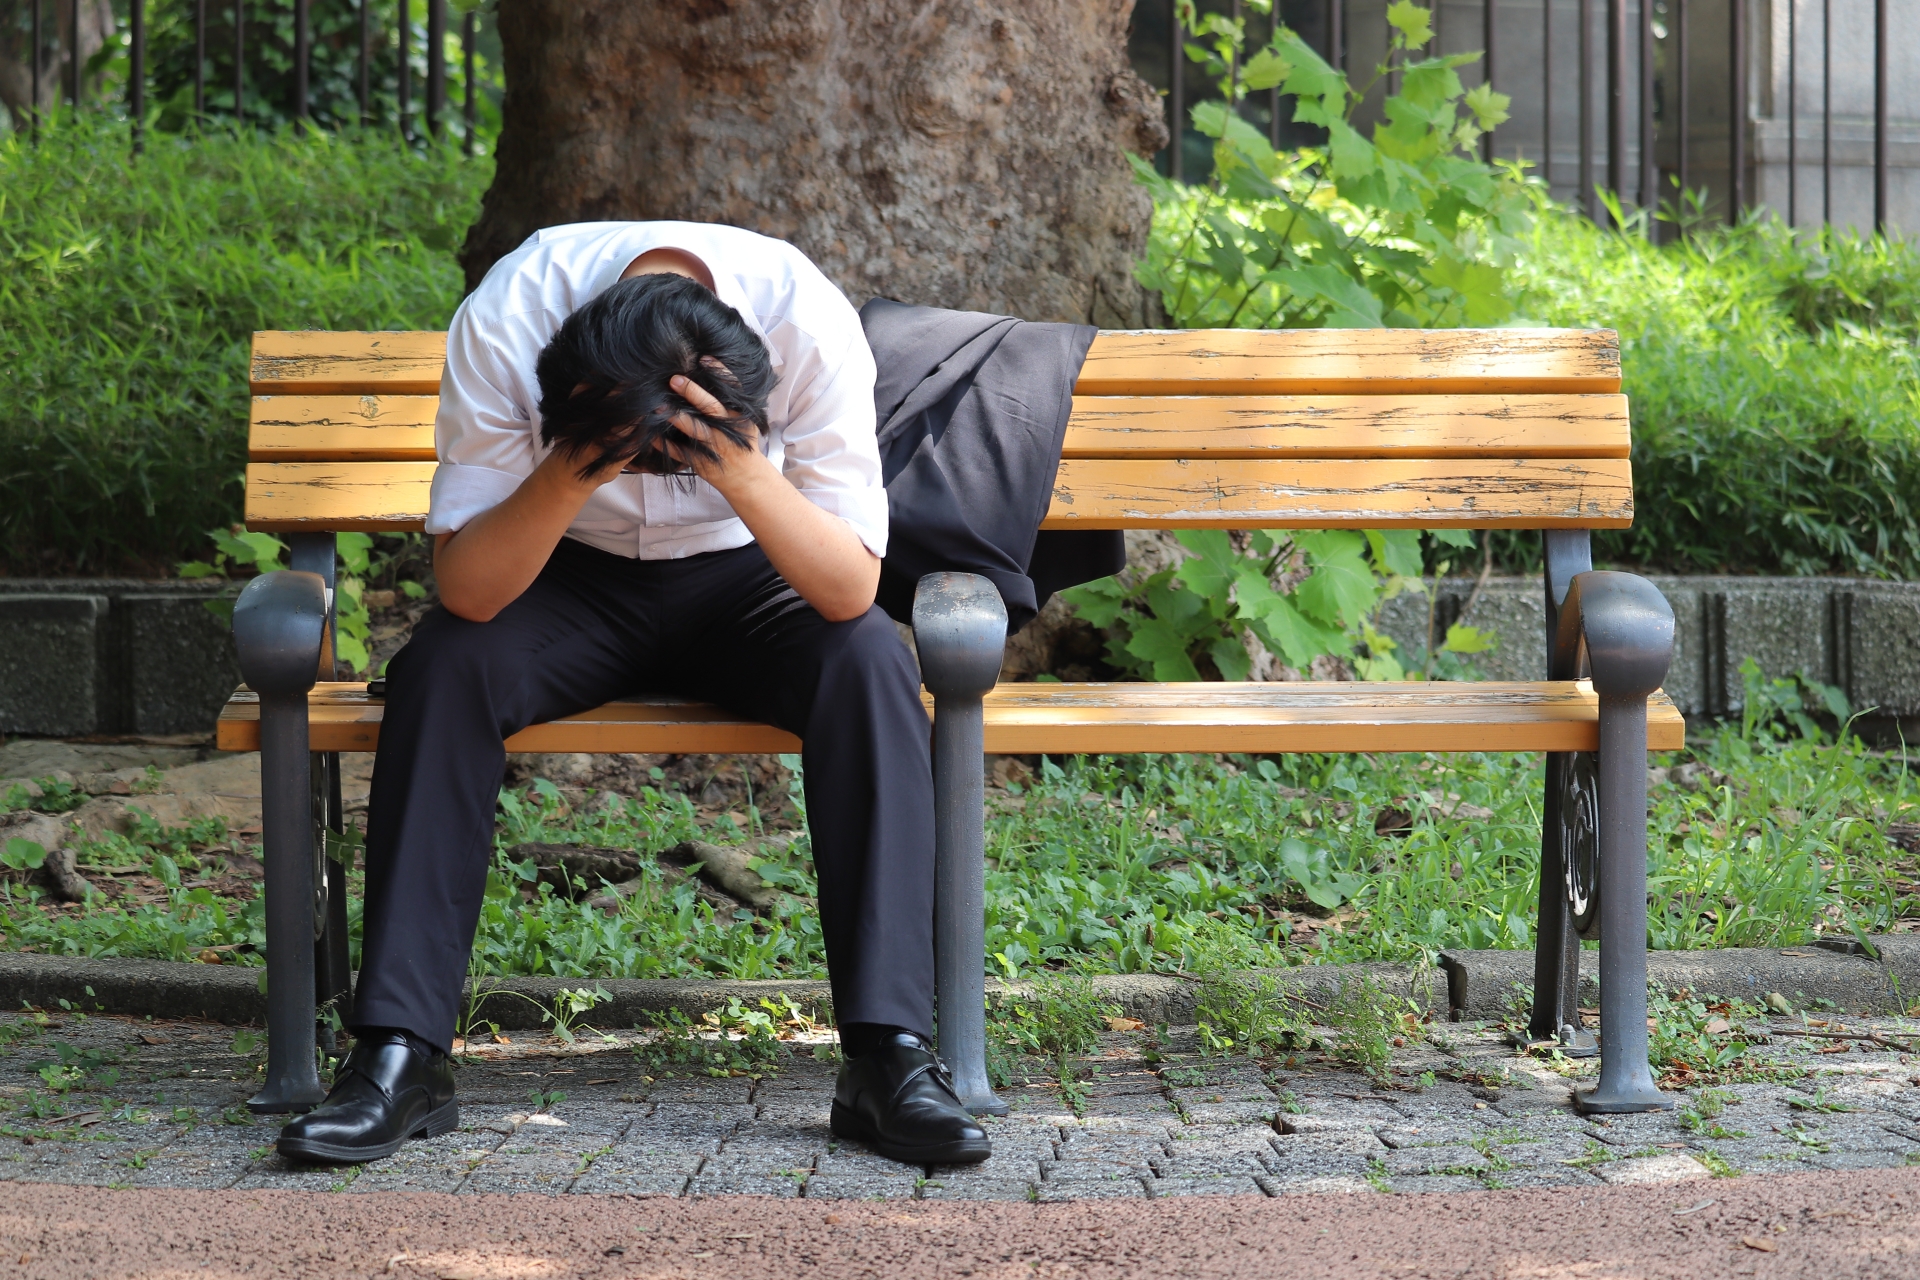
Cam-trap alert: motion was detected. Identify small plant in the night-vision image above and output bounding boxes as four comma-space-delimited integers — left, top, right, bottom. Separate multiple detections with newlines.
1363, 1156, 1392, 1193
1, 839, 47, 872
984, 974, 1118, 1102
545, 986, 613, 1044
1324, 976, 1420, 1086
1787, 1086, 1855, 1114
1679, 1089, 1748, 1139
1565, 1141, 1620, 1172
526, 1089, 568, 1111
230, 1030, 262, 1056
1696, 1150, 1741, 1178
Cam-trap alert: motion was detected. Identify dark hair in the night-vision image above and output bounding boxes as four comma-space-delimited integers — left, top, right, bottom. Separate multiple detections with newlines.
534, 272, 775, 477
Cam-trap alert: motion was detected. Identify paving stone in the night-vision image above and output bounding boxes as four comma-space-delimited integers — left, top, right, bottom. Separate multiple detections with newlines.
916, 1177, 1036, 1201
1801, 1149, 1920, 1171
802, 1176, 921, 1200
1584, 1112, 1691, 1146
813, 1150, 915, 1177
1591, 1153, 1711, 1185
685, 1174, 805, 1198
1033, 1177, 1147, 1201
1389, 1174, 1488, 1193
1255, 1173, 1373, 1195
569, 1171, 691, 1196
1150, 1153, 1271, 1177
1482, 1165, 1604, 1188
1377, 1122, 1489, 1149
1380, 1144, 1487, 1177
1040, 1158, 1154, 1183
1146, 1174, 1266, 1197
1269, 1129, 1386, 1157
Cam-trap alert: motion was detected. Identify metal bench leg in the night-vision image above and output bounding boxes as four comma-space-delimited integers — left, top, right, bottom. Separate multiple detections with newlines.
232, 571, 330, 1115
1531, 531, 1596, 1052
912, 572, 1010, 1117
1557, 571, 1676, 1115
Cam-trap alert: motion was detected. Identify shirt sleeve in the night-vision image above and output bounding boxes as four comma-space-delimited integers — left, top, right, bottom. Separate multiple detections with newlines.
425, 301, 544, 535
773, 322, 888, 559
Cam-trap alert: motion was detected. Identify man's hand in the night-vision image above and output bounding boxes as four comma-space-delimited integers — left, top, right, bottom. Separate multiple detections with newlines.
655, 370, 762, 487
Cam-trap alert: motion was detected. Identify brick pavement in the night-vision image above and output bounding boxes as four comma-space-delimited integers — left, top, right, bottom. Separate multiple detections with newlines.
0, 1008, 1915, 1200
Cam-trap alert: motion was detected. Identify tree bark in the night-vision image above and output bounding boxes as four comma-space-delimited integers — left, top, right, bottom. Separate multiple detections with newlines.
0, 1, 115, 121
461, 0, 1167, 326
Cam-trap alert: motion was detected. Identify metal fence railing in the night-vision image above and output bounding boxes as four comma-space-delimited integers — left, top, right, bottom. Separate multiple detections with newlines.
15, 0, 498, 151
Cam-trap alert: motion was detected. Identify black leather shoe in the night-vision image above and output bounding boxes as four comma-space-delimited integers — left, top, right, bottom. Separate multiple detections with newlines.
831, 1031, 991, 1165
276, 1032, 458, 1164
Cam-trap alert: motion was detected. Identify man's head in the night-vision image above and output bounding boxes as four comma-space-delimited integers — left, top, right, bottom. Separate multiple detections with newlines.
535, 271, 775, 477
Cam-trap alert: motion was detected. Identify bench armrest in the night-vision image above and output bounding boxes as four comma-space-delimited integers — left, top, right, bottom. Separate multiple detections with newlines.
232, 570, 329, 698
1550, 571, 1675, 698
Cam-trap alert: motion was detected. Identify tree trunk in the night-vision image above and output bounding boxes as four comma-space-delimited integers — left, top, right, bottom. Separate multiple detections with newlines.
461, 0, 1167, 326
0, 1, 116, 121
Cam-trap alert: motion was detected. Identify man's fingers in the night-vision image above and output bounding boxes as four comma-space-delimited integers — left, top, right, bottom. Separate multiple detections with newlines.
671, 373, 729, 418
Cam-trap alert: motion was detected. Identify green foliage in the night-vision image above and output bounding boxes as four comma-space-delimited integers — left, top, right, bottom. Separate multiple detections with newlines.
1060, 528, 1492, 682
0, 113, 485, 572
1524, 209, 1920, 577
181, 528, 429, 674
985, 973, 1119, 1102
1142, 2, 1532, 330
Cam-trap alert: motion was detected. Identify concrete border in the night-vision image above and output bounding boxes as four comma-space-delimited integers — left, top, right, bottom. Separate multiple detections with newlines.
8, 944, 1911, 1031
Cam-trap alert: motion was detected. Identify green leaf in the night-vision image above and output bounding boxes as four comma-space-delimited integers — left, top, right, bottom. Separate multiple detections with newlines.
1059, 578, 1131, 628
2, 838, 46, 871
335, 631, 371, 674
1172, 529, 1240, 598
1442, 623, 1495, 655
1463, 81, 1512, 131
1241, 48, 1292, 91
1429, 529, 1478, 549
336, 532, 374, 575
1386, 0, 1435, 49
1365, 530, 1425, 579
1280, 262, 1385, 328
1209, 634, 1253, 681
1124, 617, 1204, 682
1293, 532, 1380, 629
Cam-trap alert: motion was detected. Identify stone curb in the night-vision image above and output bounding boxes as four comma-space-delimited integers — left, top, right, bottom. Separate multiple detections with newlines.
14, 944, 1912, 1031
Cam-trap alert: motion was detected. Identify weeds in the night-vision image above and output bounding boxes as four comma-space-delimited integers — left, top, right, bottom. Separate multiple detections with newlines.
1679, 1089, 1748, 1140
985, 974, 1118, 1111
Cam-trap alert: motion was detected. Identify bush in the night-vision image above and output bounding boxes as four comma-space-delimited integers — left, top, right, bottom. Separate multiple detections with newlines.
1523, 208, 1920, 578
0, 115, 485, 573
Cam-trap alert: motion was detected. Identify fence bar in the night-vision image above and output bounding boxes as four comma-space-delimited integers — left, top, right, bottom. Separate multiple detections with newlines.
398, 3, 411, 139
232, 0, 244, 125
1579, 0, 1593, 217
1483, 0, 1496, 161
464, 9, 477, 151
68, 0, 80, 106
131, 0, 144, 148
1330, 0, 1342, 73
1787, 0, 1797, 224
295, 0, 310, 120
358, 0, 370, 124
29, 0, 39, 139
1730, 0, 1745, 220
1875, 0, 1887, 232
1638, 0, 1654, 208
1170, 1, 1183, 182
427, 0, 446, 138
1607, 0, 1624, 211
193, 0, 205, 119
1678, 0, 1689, 199
1544, 0, 1553, 193
1822, 0, 1831, 224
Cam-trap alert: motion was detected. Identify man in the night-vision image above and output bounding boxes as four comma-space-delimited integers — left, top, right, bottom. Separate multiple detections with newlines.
277, 221, 990, 1169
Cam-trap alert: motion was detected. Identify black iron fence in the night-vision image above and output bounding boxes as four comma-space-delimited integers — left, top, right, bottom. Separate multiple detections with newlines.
1129, 0, 1901, 233
10, 0, 499, 148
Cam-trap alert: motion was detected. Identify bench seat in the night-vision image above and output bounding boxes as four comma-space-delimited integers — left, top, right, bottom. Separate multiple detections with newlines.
216, 680, 1685, 757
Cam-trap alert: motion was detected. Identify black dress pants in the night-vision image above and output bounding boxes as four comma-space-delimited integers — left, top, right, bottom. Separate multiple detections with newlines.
353, 538, 936, 1052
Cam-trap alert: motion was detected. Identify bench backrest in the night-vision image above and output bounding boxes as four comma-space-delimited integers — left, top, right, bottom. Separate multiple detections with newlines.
246, 328, 1630, 534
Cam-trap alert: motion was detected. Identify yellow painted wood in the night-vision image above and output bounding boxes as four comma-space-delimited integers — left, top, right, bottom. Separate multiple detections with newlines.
1041, 457, 1635, 529
218, 682, 1684, 755
250, 331, 446, 395
1062, 395, 1630, 459
1075, 329, 1622, 396
250, 395, 439, 461
243, 461, 434, 532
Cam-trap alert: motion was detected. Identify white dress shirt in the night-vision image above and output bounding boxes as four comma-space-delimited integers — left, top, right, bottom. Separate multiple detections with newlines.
427, 221, 887, 560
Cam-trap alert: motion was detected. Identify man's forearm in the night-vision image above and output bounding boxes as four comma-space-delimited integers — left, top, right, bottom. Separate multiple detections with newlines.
720, 457, 880, 622
434, 454, 600, 622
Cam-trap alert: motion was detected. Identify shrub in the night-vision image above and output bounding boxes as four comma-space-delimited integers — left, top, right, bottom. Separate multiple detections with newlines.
0, 115, 484, 573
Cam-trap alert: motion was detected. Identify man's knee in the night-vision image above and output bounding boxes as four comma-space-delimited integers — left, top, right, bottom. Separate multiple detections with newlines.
819, 607, 920, 691
388, 606, 515, 694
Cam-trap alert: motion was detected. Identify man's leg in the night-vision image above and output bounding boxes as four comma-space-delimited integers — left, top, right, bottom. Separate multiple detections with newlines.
665, 550, 937, 1040
353, 546, 657, 1051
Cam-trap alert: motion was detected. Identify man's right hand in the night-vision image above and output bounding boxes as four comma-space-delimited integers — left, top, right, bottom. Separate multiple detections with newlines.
433, 447, 617, 623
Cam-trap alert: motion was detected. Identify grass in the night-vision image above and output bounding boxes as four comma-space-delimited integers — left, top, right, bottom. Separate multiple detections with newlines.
0, 113, 485, 573
1, 680, 1917, 982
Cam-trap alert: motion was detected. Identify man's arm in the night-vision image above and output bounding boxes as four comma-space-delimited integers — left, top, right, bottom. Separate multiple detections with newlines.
663, 375, 880, 622
432, 450, 607, 623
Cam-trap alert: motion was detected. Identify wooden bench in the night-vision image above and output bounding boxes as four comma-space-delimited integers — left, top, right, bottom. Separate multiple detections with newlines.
222, 327, 1685, 1117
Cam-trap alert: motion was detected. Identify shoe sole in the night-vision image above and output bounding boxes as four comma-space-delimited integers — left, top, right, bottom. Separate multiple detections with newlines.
830, 1100, 992, 1166
276, 1099, 460, 1166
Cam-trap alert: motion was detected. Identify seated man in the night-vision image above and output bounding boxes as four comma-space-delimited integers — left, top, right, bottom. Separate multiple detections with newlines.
277, 221, 990, 1169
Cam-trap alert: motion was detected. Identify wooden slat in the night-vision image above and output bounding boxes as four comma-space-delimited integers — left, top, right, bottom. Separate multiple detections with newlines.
1062, 395, 1630, 460
251, 331, 446, 395
250, 396, 439, 461
217, 682, 1684, 755
248, 329, 1622, 398
1075, 329, 1622, 396
244, 461, 434, 532
1041, 457, 1635, 529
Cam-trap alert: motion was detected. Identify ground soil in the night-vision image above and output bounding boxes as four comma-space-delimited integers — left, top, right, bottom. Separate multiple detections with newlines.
1, 1169, 1917, 1279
